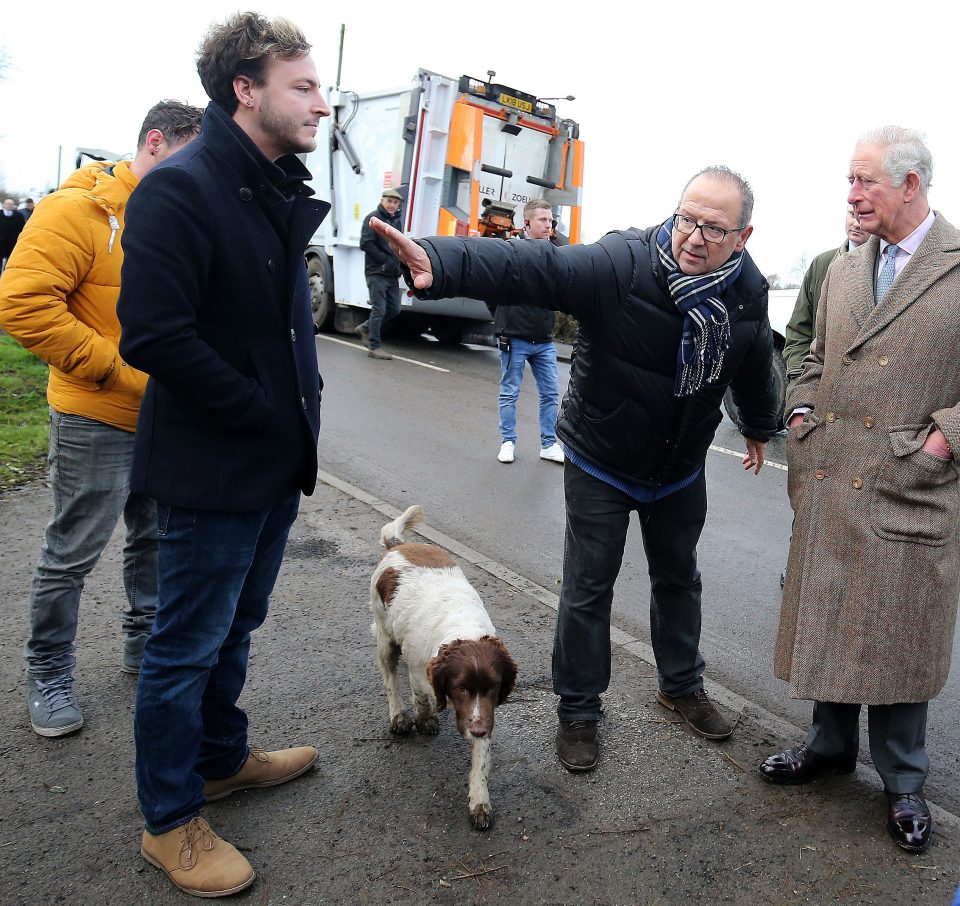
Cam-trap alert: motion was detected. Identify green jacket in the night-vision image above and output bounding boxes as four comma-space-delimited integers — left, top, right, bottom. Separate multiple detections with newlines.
783, 241, 850, 391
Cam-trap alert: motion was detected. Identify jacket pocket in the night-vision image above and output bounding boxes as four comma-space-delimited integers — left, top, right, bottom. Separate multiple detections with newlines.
786, 413, 820, 510
871, 425, 960, 546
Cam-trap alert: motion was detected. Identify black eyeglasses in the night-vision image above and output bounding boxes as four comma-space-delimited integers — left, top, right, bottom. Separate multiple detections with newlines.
672, 213, 743, 244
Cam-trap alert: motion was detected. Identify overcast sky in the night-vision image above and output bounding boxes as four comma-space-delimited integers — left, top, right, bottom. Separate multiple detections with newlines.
2, 1, 956, 280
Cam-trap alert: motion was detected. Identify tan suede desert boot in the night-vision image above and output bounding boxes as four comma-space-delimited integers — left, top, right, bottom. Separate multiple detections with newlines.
141, 816, 254, 897
203, 745, 318, 802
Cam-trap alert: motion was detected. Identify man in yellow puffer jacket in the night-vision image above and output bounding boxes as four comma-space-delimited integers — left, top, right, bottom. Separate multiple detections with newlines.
0, 100, 202, 738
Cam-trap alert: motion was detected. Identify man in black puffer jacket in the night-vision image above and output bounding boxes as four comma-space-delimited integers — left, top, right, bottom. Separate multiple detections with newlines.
371, 165, 778, 774
356, 189, 403, 359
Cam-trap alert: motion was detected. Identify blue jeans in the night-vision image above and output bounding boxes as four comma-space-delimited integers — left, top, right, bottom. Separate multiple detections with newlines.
25, 409, 157, 679
363, 274, 402, 349
553, 463, 707, 721
135, 494, 300, 833
498, 339, 559, 447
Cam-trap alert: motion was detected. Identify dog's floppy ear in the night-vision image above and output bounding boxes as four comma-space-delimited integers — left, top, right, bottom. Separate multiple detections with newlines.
487, 636, 518, 705
428, 641, 459, 712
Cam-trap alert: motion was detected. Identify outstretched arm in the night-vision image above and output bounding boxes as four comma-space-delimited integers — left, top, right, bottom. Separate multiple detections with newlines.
370, 217, 433, 290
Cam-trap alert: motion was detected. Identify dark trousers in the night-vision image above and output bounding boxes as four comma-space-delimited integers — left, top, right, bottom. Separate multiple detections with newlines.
364, 274, 402, 349
806, 700, 929, 793
553, 462, 707, 721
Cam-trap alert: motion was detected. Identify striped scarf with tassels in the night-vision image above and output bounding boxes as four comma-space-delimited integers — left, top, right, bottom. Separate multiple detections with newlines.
655, 218, 743, 397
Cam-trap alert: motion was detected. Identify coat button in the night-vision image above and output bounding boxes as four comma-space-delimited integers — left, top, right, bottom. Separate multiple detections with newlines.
852, 477, 863, 489
267, 259, 276, 272
291, 329, 297, 342
825, 412, 836, 423
815, 469, 826, 480
864, 417, 875, 428
878, 355, 889, 366
239, 187, 253, 201
841, 354, 853, 365
301, 396, 307, 409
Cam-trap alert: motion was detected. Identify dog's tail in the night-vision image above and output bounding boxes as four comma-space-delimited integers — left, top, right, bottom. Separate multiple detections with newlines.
380, 504, 424, 549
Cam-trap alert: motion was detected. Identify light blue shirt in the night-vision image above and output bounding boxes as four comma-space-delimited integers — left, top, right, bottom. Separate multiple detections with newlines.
877, 208, 935, 282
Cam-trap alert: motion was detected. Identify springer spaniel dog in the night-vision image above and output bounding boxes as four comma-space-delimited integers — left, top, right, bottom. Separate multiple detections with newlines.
369, 505, 518, 830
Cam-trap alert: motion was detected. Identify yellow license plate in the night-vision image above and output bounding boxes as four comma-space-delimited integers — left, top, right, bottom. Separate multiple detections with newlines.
499, 93, 533, 113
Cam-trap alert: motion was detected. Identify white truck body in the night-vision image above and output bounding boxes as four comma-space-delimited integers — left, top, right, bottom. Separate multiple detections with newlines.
301, 70, 584, 343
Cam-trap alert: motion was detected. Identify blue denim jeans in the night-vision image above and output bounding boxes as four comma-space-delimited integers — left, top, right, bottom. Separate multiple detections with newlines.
553, 463, 707, 721
363, 274, 402, 349
25, 409, 157, 679
135, 494, 300, 834
498, 339, 559, 447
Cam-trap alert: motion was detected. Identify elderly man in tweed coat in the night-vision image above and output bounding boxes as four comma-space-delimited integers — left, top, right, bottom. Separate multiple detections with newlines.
759, 126, 960, 855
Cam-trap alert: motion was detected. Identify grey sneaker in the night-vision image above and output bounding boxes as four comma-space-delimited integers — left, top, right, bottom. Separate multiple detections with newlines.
354, 323, 370, 348
368, 347, 393, 360
27, 675, 84, 737
122, 633, 148, 675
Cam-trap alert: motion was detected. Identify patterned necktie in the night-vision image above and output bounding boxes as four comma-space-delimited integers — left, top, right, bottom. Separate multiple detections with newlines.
876, 243, 899, 302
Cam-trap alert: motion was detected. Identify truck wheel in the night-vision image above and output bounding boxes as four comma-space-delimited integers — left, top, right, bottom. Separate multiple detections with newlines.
307, 254, 335, 332
722, 346, 788, 432
430, 318, 464, 346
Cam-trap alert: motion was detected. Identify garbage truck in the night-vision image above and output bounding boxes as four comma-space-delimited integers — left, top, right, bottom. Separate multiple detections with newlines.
302, 69, 584, 344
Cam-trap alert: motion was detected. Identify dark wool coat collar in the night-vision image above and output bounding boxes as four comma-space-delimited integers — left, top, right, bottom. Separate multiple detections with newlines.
202, 102, 316, 200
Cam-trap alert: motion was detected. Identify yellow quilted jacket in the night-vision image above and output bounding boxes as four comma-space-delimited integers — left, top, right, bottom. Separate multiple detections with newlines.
0, 160, 147, 431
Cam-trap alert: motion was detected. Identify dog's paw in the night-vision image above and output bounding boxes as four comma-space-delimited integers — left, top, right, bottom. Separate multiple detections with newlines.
415, 715, 440, 735
390, 712, 414, 735
469, 802, 492, 831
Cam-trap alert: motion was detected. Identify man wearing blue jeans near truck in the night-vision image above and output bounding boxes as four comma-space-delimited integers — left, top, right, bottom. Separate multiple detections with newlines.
491, 199, 564, 465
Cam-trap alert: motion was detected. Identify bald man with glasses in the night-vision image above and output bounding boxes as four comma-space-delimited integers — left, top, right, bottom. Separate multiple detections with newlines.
372, 165, 778, 773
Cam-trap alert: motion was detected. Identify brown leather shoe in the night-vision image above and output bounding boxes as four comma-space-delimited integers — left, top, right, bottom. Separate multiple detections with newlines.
141, 817, 254, 897
556, 720, 599, 772
656, 688, 732, 739
758, 742, 857, 785
886, 791, 932, 853
204, 745, 318, 802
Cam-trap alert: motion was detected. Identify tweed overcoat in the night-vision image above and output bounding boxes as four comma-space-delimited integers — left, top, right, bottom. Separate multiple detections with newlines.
775, 213, 960, 704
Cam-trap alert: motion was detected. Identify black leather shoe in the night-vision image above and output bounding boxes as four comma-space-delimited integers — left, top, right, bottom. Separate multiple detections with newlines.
886, 792, 932, 853
758, 743, 857, 785
556, 720, 599, 773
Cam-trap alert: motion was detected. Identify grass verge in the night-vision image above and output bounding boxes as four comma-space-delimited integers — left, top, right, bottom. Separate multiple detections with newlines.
0, 332, 49, 490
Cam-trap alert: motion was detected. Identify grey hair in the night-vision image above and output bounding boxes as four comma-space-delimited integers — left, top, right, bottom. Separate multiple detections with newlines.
680, 165, 754, 228
856, 126, 932, 192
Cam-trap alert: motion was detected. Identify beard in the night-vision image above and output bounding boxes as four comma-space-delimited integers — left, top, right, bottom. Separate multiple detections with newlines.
259, 97, 317, 156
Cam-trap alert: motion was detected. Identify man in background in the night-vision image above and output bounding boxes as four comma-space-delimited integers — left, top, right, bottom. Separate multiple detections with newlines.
783, 206, 867, 394
0, 101, 202, 738
0, 197, 25, 270
490, 199, 564, 465
356, 188, 403, 359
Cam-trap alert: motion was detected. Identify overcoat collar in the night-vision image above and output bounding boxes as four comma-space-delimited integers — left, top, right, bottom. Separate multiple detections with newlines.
844, 212, 960, 352
200, 102, 330, 253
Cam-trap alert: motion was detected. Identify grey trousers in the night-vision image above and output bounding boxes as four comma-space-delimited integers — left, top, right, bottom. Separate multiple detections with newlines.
806, 700, 929, 793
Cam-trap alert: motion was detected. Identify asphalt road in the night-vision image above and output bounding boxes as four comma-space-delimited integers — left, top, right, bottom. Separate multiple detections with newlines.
314, 327, 960, 816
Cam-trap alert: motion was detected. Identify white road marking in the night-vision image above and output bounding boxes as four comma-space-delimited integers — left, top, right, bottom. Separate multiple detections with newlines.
318, 335, 450, 373
709, 443, 788, 472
